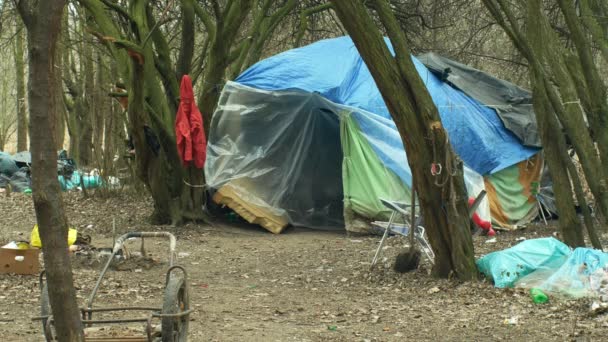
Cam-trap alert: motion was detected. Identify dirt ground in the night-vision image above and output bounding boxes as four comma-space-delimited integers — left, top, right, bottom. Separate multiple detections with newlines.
1, 191, 607, 341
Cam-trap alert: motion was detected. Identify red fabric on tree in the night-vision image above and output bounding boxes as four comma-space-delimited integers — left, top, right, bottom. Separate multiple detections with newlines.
175, 75, 207, 168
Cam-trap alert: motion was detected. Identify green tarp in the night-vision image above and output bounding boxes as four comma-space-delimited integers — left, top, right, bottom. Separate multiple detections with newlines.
341, 113, 411, 222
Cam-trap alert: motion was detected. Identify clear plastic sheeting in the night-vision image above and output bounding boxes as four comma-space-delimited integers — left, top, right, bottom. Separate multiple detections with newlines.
206, 82, 345, 230
515, 247, 608, 298
476, 237, 571, 288
206, 82, 495, 231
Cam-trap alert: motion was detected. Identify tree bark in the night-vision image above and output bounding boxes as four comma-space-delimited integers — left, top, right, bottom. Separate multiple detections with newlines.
79, 10, 95, 166
531, 12, 608, 227
197, 0, 254, 135
557, 0, 608, 172
80, 0, 286, 224
526, 0, 584, 246
14, 17, 28, 152
94, 54, 105, 161
481, 0, 588, 248
331, 0, 477, 279
17, 0, 84, 340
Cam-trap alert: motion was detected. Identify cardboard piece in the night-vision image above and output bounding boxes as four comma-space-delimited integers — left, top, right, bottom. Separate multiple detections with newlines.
213, 182, 289, 234
0, 248, 40, 275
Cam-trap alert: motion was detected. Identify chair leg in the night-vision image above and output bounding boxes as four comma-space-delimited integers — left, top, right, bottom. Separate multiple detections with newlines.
371, 211, 396, 269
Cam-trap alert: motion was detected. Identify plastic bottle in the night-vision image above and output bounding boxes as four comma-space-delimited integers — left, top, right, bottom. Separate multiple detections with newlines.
530, 288, 548, 304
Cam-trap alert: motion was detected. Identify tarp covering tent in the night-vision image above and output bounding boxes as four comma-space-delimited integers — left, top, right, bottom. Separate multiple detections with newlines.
0, 151, 18, 177
205, 36, 542, 233
417, 52, 540, 148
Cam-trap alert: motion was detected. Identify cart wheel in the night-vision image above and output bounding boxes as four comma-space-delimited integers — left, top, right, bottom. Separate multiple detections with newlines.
161, 276, 189, 342
40, 283, 54, 341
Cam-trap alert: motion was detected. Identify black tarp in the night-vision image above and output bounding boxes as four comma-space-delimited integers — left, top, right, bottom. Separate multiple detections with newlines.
0, 151, 18, 176
417, 53, 540, 148
8, 167, 31, 192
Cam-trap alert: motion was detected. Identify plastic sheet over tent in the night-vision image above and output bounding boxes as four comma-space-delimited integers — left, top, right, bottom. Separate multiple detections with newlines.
206, 82, 492, 230
206, 83, 346, 229
236, 36, 539, 177
205, 36, 541, 231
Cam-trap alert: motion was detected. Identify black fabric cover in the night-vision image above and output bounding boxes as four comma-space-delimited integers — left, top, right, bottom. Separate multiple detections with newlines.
9, 167, 31, 192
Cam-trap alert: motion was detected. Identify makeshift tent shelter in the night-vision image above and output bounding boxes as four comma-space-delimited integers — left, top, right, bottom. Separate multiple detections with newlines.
205, 36, 542, 233
416, 53, 555, 227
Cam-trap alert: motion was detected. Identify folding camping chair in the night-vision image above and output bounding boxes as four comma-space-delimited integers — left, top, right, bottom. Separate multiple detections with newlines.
370, 199, 432, 269
370, 190, 487, 269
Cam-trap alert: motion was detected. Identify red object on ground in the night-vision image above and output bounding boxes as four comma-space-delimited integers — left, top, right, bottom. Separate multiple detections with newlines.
176, 75, 207, 168
468, 197, 494, 236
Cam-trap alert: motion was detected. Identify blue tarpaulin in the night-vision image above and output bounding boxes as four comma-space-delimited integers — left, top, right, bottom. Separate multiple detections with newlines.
236, 36, 539, 180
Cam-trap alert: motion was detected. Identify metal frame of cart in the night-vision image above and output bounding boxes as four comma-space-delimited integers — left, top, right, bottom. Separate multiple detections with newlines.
35, 232, 191, 342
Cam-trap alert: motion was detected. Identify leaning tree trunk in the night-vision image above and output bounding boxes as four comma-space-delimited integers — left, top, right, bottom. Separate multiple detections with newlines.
481, 0, 588, 248
331, 0, 477, 279
557, 0, 608, 172
526, 0, 585, 246
17, 0, 84, 340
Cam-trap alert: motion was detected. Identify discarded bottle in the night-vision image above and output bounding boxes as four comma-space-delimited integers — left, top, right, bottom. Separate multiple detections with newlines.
530, 288, 548, 304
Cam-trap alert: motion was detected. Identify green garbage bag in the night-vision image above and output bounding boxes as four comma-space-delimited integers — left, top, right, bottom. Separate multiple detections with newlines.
476, 237, 571, 288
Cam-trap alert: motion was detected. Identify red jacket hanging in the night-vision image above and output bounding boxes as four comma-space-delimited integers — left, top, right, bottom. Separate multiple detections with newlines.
176, 75, 207, 168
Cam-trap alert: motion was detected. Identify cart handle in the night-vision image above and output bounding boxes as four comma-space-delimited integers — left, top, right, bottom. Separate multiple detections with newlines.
112, 232, 177, 266
86, 232, 177, 315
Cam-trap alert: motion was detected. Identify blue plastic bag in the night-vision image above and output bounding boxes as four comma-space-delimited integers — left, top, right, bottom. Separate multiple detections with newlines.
476, 237, 571, 288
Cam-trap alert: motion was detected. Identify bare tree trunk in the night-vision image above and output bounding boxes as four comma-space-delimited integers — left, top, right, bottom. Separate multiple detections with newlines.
196, 0, 254, 134
16, 0, 84, 340
481, 0, 588, 248
331, 0, 477, 279
79, 12, 94, 166
526, 0, 584, 246
55, 22, 66, 151
94, 53, 105, 167
14, 17, 27, 152
557, 0, 608, 171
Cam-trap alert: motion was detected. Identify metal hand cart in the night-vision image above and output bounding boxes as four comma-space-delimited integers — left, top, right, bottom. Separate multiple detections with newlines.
37, 232, 191, 342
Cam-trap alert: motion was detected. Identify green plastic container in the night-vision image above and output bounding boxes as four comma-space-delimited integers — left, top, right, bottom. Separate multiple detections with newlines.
530, 288, 548, 304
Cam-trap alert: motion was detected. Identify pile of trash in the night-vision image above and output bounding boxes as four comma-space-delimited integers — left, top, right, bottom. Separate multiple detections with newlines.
0, 151, 32, 192
0, 150, 115, 193
477, 237, 608, 313
1, 225, 92, 275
